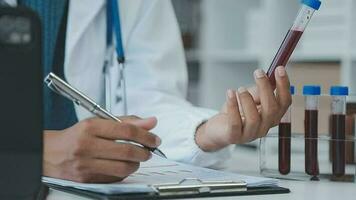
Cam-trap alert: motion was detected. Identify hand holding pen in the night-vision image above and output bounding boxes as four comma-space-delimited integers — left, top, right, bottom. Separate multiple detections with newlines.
42, 73, 166, 183
43, 114, 161, 183
44, 73, 166, 158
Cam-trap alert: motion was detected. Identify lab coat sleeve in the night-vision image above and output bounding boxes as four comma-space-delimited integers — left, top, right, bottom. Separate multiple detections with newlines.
113, 0, 234, 168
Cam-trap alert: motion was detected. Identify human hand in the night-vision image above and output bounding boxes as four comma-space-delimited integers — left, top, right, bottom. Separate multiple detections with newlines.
43, 116, 161, 183
195, 66, 291, 151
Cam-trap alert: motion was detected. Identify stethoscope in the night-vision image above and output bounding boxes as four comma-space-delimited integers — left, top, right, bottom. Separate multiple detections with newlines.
103, 0, 127, 114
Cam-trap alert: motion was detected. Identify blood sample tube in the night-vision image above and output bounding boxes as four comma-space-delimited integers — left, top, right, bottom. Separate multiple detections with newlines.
330, 86, 349, 177
279, 86, 295, 175
303, 85, 321, 179
267, 0, 322, 87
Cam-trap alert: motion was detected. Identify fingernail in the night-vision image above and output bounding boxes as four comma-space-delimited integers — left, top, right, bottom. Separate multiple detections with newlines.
155, 137, 162, 146
227, 89, 235, 99
254, 69, 266, 79
277, 66, 286, 77
144, 117, 157, 123
238, 87, 247, 94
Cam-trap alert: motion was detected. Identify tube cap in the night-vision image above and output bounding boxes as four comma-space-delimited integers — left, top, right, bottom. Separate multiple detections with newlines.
330, 86, 349, 96
303, 85, 321, 95
290, 86, 295, 95
302, 0, 322, 10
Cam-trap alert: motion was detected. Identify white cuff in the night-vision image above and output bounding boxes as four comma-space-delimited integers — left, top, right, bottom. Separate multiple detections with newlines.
162, 107, 234, 168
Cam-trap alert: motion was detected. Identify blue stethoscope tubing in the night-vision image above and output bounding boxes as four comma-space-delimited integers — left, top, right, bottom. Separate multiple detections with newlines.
104, 0, 127, 114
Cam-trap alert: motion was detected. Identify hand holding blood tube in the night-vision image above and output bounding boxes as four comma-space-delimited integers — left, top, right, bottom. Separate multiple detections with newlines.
267, 0, 322, 87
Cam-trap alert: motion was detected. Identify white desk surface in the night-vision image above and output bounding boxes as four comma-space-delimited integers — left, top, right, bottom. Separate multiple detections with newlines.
47, 146, 356, 200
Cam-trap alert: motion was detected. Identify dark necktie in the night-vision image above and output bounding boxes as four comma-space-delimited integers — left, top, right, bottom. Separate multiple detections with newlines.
19, 0, 78, 130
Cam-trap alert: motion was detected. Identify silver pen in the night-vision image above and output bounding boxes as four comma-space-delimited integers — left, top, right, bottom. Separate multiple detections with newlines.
44, 72, 166, 158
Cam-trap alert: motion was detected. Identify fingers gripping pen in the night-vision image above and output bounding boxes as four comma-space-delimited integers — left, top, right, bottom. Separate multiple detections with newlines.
267, 0, 322, 87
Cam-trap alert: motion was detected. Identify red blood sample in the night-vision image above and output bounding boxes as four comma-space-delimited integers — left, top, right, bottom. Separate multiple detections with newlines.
331, 114, 346, 176
267, 30, 303, 87
305, 110, 319, 177
279, 123, 291, 175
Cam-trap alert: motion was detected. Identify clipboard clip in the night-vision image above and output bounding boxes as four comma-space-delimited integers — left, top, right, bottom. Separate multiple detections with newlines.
153, 178, 247, 196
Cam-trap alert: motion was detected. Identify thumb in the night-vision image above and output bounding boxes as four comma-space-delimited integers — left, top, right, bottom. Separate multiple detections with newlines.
120, 116, 157, 130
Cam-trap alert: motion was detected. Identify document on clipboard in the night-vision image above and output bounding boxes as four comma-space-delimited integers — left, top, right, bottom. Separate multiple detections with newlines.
43, 155, 285, 197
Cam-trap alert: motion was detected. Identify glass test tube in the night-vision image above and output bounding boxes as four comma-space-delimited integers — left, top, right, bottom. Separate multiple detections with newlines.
267, 0, 322, 87
303, 85, 321, 179
278, 86, 295, 175
330, 86, 349, 177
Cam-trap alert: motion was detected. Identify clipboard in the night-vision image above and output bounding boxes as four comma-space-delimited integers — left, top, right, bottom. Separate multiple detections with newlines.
44, 178, 290, 200
43, 155, 290, 199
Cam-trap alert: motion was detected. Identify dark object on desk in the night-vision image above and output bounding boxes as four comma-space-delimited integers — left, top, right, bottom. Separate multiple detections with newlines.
0, 6, 43, 200
45, 183, 290, 200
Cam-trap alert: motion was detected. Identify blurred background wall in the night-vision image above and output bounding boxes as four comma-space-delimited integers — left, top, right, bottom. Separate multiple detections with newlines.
171, 0, 356, 114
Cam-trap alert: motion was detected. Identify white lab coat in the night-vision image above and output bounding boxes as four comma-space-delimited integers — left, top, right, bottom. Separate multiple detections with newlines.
8, 0, 233, 167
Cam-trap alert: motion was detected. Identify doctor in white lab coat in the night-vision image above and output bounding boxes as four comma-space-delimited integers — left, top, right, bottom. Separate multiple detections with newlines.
4, 0, 292, 183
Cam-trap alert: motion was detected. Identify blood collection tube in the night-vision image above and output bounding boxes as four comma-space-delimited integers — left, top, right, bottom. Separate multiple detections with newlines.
303, 85, 321, 179
267, 0, 322, 87
330, 86, 349, 177
279, 86, 295, 175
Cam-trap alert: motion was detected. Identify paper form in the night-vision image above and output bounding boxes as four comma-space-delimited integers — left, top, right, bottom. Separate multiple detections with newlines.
43, 155, 278, 194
